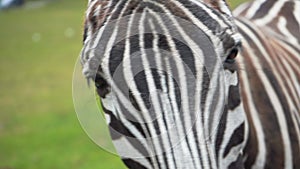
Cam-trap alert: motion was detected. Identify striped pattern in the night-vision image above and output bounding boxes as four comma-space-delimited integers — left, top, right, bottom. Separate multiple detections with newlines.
80, 0, 300, 168
234, 0, 300, 168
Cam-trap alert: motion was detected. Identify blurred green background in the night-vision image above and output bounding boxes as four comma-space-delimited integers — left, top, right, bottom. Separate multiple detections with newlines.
0, 0, 247, 168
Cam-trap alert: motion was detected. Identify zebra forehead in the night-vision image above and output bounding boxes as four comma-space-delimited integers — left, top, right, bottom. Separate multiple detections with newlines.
81, 0, 240, 76
84, 0, 237, 34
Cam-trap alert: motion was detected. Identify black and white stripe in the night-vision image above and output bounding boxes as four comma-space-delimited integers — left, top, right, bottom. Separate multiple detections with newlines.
234, 0, 300, 168
80, 0, 299, 168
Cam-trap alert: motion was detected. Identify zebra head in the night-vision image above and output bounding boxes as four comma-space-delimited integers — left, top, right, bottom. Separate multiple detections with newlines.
80, 0, 246, 168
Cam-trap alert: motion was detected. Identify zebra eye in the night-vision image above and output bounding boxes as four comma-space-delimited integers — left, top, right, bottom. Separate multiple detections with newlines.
95, 82, 100, 88
225, 48, 238, 63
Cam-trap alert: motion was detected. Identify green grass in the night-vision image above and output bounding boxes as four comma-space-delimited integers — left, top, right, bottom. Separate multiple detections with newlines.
0, 0, 247, 168
0, 1, 126, 169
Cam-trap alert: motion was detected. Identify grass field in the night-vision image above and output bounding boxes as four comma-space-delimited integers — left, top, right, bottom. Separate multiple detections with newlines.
0, 0, 246, 168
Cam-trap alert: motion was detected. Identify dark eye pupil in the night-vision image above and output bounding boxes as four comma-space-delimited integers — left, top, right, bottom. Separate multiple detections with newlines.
226, 48, 238, 63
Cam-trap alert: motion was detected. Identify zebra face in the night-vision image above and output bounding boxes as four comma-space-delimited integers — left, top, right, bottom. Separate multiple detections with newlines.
81, 0, 242, 85
80, 0, 245, 167
76, 0, 300, 168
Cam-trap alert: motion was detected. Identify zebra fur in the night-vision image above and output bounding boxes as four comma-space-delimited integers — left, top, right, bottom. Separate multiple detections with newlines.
80, 0, 300, 168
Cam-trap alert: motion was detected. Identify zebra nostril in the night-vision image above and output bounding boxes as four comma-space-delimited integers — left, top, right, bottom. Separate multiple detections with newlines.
225, 48, 238, 63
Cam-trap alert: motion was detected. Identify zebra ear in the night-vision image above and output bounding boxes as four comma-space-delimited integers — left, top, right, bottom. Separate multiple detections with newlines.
204, 0, 232, 16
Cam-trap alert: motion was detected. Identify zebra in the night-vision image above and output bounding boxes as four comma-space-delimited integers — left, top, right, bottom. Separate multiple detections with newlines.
233, 0, 300, 168
79, 0, 300, 168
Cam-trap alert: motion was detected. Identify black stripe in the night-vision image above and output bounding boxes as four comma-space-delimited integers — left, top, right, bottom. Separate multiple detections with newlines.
279, 1, 300, 44
238, 18, 300, 168
208, 76, 221, 135
228, 153, 244, 169
123, 158, 148, 169
223, 123, 245, 157
177, 0, 228, 34
192, 126, 205, 169
102, 106, 153, 162
110, 0, 128, 21
215, 105, 228, 167
174, 38, 197, 77
200, 67, 211, 114
251, 0, 276, 19
227, 84, 241, 110
238, 22, 285, 168
83, 22, 88, 43
109, 38, 126, 76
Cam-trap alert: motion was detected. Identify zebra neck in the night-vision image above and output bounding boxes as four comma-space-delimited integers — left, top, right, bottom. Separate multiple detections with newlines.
202, 0, 233, 16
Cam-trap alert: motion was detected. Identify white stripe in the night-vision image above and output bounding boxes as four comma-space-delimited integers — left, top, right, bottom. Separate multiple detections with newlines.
84, 0, 100, 44
81, 0, 118, 69
222, 141, 244, 166
275, 50, 300, 149
294, 1, 300, 36
88, 0, 120, 61
210, 72, 225, 144
146, 8, 196, 168
236, 21, 267, 169
249, 45, 293, 169
275, 41, 300, 75
113, 136, 152, 168
202, 58, 225, 169
188, 0, 234, 30
238, 20, 299, 162
254, 0, 286, 26
139, 10, 169, 169
242, 18, 300, 142
164, 57, 187, 169
168, 0, 224, 57
232, 2, 250, 17
102, 92, 153, 157
277, 17, 298, 46
245, 0, 266, 19
148, 18, 179, 169
220, 104, 245, 167
145, 1, 216, 168
238, 18, 300, 108
93, 4, 101, 17
120, 6, 160, 168
218, 0, 233, 17
98, 2, 159, 165
86, 0, 99, 18
203, 60, 222, 137
273, 43, 300, 110
237, 21, 293, 169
